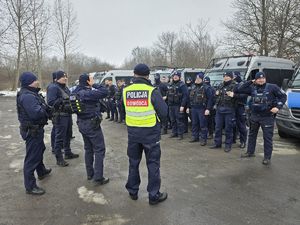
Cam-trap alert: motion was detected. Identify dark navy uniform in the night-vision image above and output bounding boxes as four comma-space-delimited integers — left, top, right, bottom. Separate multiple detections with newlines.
189, 81, 214, 145
157, 81, 169, 134
212, 77, 237, 152
233, 75, 248, 148
167, 73, 188, 139
124, 64, 168, 205
47, 72, 57, 153
204, 76, 216, 139
236, 76, 287, 163
17, 72, 50, 194
107, 84, 117, 121
73, 74, 109, 183
47, 71, 78, 166
115, 83, 125, 123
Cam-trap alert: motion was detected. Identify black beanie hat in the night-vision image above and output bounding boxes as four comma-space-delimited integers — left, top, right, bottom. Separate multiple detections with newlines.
56, 70, 66, 80
79, 74, 90, 86
134, 63, 150, 76
19, 72, 37, 87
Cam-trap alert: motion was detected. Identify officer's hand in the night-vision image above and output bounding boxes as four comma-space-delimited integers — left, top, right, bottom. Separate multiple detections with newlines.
163, 96, 167, 101
180, 106, 184, 112
186, 108, 190, 114
270, 107, 279, 114
205, 109, 210, 116
216, 90, 219, 95
87, 78, 94, 86
227, 91, 234, 97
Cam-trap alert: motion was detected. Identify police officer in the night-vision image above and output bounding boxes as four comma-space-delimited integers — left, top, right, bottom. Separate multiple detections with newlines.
204, 76, 215, 139
47, 70, 79, 167
124, 64, 168, 205
104, 79, 111, 119
107, 78, 118, 121
211, 72, 237, 152
47, 72, 57, 154
115, 79, 126, 123
157, 75, 169, 135
73, 74, 110, 184
187, 72, 214, 146
184, 77, 193, 133
232, 71, 248, 148
17, 72, 51, 195
236, 72, 287, 165
167, 71, 188, 140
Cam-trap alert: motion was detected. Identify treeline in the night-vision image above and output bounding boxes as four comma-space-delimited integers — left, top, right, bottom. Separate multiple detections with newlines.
122, 20, 217, 70
122, 0, 300, 69
0, 0, 114, 90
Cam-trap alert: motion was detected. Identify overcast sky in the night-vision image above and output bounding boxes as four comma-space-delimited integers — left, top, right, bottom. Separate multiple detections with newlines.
72, 0, 234, 66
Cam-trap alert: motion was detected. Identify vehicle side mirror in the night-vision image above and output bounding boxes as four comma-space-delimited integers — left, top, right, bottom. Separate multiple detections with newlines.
281, 78, 289, 91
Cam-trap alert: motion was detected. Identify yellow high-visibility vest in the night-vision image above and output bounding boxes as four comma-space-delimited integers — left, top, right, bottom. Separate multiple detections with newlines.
123, 83, 157, 127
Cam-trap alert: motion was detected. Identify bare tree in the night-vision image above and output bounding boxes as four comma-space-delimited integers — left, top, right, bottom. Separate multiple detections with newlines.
5, 0, 32, 90
53, 0, 78, 74
224, 0, 300, 60
27, 0, 51, 88
154, 31, 178, 66
182, 20, 217, 67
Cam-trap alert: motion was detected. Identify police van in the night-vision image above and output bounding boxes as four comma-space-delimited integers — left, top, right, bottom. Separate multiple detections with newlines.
276, 65, 300, 138
176, 68, 205, 82
204, 55, 295, 87
100, 70, 134, 85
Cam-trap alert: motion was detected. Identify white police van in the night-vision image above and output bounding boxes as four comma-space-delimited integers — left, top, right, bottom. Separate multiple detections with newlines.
100, 70, 134, 85
276, 65, 300, 138
177, 68, 205, 82
204, 55, 295, 87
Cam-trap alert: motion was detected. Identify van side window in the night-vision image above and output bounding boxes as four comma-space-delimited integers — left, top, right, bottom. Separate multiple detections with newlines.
281, 69, 294, 80
263, 69, 281, 87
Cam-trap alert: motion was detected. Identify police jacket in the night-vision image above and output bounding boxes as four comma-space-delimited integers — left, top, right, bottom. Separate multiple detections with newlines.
124, 77, 168, 144
235, 80, 287, 116
107, 84, 117, 99
114, 85, 124, 102
215, 80, 237, 111
189, 83, 214, 110
158, 82, 169, 99
233, 81, 248, 106
17, 87, 49, 126
73, 84, 108, 120
167, 80, 188, 107
47, 82, 71, 116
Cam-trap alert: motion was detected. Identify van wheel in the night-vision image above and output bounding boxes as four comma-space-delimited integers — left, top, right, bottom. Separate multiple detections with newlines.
278, 130, 290, 138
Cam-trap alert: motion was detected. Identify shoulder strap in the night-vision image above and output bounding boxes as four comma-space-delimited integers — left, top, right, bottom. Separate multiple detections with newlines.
56, 84, 70, 99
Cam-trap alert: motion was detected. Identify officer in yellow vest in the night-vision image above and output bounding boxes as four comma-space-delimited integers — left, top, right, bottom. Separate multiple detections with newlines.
123, 63, 168, 205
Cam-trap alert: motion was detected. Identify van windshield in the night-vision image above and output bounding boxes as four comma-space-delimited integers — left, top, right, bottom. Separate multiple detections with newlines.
291, 69, 300, 88
205, 69, 247, 86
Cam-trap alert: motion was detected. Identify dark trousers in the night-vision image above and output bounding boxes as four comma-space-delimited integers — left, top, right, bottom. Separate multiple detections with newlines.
117, 101, 125, 122
77, 119, 106, 180
51, 124, 55, 150
20, 127, 46, 190
247, 114, 275, 159
169, 105, 184, 135
108, 99, 117, 120
125, 141, 161, 200
214, 110, 234, 147
233, 106, 248, 144
191, 108, 208, 141
54, 116, 72, 161
207, 109, 215, 136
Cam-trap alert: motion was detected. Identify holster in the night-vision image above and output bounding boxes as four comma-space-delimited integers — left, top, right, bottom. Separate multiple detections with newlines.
91, 115, 102, 129
20, 124, 41, 137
